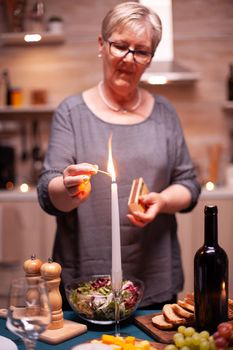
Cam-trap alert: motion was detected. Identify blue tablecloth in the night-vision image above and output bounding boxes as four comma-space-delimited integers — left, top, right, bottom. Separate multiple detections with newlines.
0, 310, 158, 350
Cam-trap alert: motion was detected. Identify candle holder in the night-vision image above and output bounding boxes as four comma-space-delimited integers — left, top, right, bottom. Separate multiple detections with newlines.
113, 288, 121, 336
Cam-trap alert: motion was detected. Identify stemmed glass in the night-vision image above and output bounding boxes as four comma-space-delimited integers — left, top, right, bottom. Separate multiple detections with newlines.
113, 288, 121, 336
6, 277, 51, 350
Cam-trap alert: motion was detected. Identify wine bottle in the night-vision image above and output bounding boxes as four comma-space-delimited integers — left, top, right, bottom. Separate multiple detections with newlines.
228, 63, 233, 101
2, 70, 12, 105
194, 205, 228, 334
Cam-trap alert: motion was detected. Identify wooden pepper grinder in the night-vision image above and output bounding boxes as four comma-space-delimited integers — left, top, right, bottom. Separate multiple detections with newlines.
40, 258, 64, 330
23, 254, 43, 316
23, 254, 43, 278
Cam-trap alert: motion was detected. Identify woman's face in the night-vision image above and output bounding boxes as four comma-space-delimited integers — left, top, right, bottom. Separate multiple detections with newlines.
99, 24, 153, 95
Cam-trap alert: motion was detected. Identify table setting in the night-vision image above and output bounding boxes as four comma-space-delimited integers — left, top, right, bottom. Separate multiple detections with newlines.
1, 137, 233, 350
0, 136, 159, 350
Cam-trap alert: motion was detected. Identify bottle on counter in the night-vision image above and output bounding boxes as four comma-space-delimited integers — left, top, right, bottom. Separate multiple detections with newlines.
228, 63, 233, 101
2, 70, 23, 106
194, 205, 228, 334
2, 69, 12, 105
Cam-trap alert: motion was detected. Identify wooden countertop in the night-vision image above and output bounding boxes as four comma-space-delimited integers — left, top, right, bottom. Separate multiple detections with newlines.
1, 187, 233, 201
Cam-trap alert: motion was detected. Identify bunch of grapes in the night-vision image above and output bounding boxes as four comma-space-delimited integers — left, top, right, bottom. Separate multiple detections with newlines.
164, 325, 215, 350
164, 323, 233, 350
213, 322, 233, 349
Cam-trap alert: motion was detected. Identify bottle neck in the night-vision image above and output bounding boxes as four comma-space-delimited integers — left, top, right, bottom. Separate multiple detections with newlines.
204, 206, 218, 246
230, 64, 233, 77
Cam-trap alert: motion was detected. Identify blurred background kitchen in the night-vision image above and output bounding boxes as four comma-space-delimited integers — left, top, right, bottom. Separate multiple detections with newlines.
0, 0, 232, 305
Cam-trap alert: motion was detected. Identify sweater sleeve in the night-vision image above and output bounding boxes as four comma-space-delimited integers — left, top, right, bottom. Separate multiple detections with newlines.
167, 106, 201, 212
37, 97, 77, 216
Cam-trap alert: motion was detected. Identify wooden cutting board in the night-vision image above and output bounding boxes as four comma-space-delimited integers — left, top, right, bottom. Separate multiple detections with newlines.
134, 313, 176, 344
39, 319, 87, 344
134, 313, 233, 344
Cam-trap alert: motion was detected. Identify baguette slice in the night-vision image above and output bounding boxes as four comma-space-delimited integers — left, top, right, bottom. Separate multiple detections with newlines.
152, 314, 175, 330
172, 303, 195, 321
163, 304, 186, 325
178, 300, 195, 313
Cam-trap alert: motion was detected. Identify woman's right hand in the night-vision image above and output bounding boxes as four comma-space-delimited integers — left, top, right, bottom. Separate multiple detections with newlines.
63, 163, 98, 204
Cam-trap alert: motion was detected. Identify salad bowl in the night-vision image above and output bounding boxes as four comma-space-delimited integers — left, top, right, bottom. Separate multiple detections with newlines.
65, 275, 144, 325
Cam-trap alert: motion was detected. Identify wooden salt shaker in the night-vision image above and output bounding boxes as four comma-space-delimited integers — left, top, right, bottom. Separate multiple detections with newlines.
23, 254, 43, 316
40, 258, 64, 329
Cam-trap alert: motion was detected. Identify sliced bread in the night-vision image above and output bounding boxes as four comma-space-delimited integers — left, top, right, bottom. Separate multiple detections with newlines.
228, 298, 233, 320
152, 314, 175, 330
172, 303, 195, 321
185, 292, 194, 305
177, 300, 195, 313
162, 304, 186, 325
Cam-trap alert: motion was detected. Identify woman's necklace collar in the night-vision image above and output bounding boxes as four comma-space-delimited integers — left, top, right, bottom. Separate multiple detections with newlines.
98, 81, 141, 113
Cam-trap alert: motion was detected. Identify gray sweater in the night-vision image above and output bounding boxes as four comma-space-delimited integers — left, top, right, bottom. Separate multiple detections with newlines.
37, 93, 201, 306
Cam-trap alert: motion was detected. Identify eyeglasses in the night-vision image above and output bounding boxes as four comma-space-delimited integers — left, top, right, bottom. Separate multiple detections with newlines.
106, 41, 153, 65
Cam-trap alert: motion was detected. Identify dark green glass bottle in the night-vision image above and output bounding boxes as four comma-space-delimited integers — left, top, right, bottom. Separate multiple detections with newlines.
194, 205, 228, 334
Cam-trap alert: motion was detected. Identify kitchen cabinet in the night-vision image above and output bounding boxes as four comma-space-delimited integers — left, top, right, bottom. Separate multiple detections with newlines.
0, 106, 54, 120
0, 190, 56, 264
0, 190, 56, 306
177, 188, 233, 299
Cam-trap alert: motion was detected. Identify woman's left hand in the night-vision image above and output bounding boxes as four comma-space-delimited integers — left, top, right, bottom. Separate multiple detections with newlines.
127, 192, 167, 227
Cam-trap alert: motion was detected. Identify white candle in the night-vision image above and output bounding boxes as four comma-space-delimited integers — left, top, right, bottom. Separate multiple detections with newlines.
107, 135, 122, 291
111, 180, 122, 290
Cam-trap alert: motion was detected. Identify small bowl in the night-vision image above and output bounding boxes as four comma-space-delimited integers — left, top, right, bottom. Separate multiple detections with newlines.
65, 275, 144, 325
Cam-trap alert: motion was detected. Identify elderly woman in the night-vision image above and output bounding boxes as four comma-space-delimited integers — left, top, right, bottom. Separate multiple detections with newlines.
37, 2, 201, 309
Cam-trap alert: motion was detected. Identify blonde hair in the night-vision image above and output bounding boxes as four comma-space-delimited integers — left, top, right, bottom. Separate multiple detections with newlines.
101, 1, 162, 54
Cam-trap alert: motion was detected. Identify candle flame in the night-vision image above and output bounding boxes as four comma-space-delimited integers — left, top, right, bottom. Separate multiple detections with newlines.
107, 135, 116, 182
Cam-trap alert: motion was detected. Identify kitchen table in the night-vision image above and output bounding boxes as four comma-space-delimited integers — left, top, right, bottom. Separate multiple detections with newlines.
0, 310, 160, 350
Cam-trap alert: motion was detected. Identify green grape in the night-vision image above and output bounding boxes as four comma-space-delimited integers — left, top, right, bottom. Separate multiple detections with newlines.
178, 326, 186, 334
174, 334, 185, 348
210, 341, 216, 350
192, 332, 201, 346
199, 340, 210, 350
184, 336, 193, 347
164, 345, 178, 350
208, 336, 216, 350
199, 331, 210, 340
209, 340, 216, 350
184, 327, 196, 337
174, 333, 184, 341
171, 325, 214, 350
174, 338, 186, 348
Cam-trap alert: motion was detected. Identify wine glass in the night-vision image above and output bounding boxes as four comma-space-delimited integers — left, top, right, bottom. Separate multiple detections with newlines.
6, 277, 51, 350
113, 288, 121, 336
